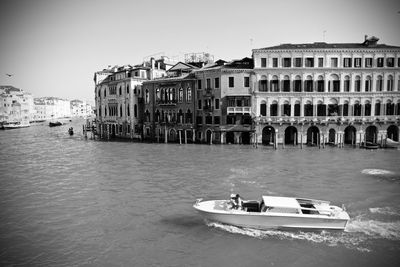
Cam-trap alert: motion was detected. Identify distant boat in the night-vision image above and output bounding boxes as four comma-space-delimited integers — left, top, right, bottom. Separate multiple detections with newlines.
386, 138, 400, 148
361, 141, 380, 149
49, 121, 63, 127
3, 121, 30, 129
68, 127, 74, 135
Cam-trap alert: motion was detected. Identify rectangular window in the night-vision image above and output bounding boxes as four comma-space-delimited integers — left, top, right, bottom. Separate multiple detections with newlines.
229, 77, 234, 87
398, 58, 400, 67
244, 77, 250, 87
305, 58, 314, 67
197, 80, 202, 89
354, 58, 361, 68
214, 77, 220, 88
214, 116, 220, 125
386, 58, 394, 67
318, 58, 323, 67
206, 78, 211, 88
294, 58, 302, 67
330, 58, 338, 67
365, 58, 372, 68
343, 58, 352, 67
377, 57, 384, 67
215, 99, 220, 109
355, 80, 361, 92
205, 116, 212, 124
272, 58, 278, 67
282, 58, 291, 67
261, 58, 267, 67
196, 116, 202, 125
197, 99, 202, 109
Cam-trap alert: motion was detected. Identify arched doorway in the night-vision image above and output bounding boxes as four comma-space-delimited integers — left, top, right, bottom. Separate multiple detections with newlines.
186, 130, 193, 143
306, 126, 319, 145
169, 129, 177, 143
241, 132, 251, 145
328, 128, 336, 144
284, 126, 297, 145
111, 124, 116, 137
344, 126, 357, 144
206, 130, 212, 144
226, 132, 235, 144
365, 125, 378, 143
262, 126, 275, 145
387, 125, 399, 141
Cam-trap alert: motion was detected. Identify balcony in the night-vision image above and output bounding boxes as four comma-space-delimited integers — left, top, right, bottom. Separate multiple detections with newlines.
227, 107, 251, 114
254, 115, 399, 125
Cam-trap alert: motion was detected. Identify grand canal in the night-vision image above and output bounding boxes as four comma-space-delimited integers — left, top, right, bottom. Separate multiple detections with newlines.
1, 119, 399, 266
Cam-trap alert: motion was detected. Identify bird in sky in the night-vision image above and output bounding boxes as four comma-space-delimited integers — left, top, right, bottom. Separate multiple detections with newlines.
6, 73, 13, 77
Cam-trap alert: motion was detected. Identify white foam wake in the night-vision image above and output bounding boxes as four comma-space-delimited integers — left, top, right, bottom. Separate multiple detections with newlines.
369, 207, 400, 216
345, 216, 400, 241
206, 221, 371, 252
361, 169, 395, 175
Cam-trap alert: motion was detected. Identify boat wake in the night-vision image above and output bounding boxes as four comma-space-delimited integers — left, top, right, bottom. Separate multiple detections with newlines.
369, 207, 400, 216
206, 215, 400, 252
361, 169, 395, 176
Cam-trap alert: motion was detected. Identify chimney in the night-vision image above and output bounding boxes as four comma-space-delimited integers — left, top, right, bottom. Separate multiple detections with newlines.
364, 35, 368, 41
151, 57, 155, 69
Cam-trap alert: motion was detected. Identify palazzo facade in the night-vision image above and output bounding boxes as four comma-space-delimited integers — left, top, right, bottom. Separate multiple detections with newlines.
251, 36, 400, 145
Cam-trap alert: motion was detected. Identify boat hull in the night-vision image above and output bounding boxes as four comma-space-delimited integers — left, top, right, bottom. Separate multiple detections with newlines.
194, 200, 349, 230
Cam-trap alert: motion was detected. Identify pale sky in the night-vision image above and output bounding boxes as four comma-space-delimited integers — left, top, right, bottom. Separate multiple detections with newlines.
0, 0, 399, 104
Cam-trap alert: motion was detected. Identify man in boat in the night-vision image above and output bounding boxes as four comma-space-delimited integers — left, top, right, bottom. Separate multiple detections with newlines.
229, 193, 243, 210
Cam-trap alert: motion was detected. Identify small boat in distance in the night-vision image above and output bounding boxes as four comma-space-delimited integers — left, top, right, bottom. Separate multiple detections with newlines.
68, 127, 74, 135
3, 121, 30, 129
49, 121, 63, 127
194, 194, 350, 230
386, 138, 400, 149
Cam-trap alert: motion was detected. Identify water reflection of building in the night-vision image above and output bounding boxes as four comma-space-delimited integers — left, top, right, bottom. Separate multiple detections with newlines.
251, 36, 400, 145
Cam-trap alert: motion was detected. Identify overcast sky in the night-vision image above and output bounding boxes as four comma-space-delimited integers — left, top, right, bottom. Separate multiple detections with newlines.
0, 0, 399, 104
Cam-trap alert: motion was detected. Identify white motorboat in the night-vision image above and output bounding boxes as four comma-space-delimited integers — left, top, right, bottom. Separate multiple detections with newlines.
194, 194, 350, 230
3, 121, 30, 129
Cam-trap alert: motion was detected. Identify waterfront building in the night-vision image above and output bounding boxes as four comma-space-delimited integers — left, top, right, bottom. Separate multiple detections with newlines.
0, 86, 34, 124
251, 36, 400, 146
194, 57, 254, 144
142, 61, 198, 143
94, 57, 175, 139
70, 100, 94, 117
33, 97, 71, 121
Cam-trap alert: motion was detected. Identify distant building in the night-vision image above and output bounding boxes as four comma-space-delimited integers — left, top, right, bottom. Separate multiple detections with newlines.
70, 99, 93, 117
251, 36, 400, 145
33, 97, 71, 120
0, 86, 33, 123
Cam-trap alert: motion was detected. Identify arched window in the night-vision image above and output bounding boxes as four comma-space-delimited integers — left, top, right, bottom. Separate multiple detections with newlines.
317, 101, 326, 116
145, 89, 150, 104
343, 101, 349, 116
355, 76, 361, 92
186, 87, 192, 102
294, 75, 302, 92
330, 74, 340, 92
344, 76, 350, 92
156, 88, 160, 102
134, 104, 138, 118
270, 101, 278, 116
186, 109, 192, 123
259, 75, 268, 92
178, 87, 183, 102
119, 86, 122, 95
376, 75, 383, 92
364, 101, 371, 116
126, 84, 130, 94
260, 101, 267, 116
270, 75, 279, 92
304, 101, 313, 116
283, 100, 291, 116
317, 75, 324, 92
387, 75, 393, 92
375, 100, 381, 116
120, 105, 122, 117
283, 75, 290, 92
104, 88, 107, 97
386, 101, 394, 115
127, 104, 130, 117
294, 101, 300, 116
365, 76, 371, 92
353, 101, 362, 116
305, 75, 313, 92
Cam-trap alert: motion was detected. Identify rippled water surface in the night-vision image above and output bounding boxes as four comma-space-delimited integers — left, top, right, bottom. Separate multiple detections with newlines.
1, 119, 400, 266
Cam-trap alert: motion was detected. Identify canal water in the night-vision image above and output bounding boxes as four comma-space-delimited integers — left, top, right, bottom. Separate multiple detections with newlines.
1, 119, 399, 266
